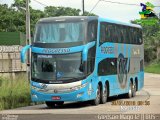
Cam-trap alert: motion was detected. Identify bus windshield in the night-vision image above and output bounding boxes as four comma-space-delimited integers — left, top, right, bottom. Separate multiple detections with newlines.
32, 53, 85, 81
34, 22, 86, 43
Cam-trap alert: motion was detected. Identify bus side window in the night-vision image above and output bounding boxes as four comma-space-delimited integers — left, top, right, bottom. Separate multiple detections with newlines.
130, 28, 134, 44
120, 26, 124, 43
100, 23, 106, 44
126, 27, 130, 44
107, 24, 112, 42
137, 29, 142, 45
88, 21, 98, 41
139, 29, 143, 44
109, 24, 115, 42
98, 58, 117, 76
117, 25, 121, 43
123, 26, 127, 44
114, 25, 118, 43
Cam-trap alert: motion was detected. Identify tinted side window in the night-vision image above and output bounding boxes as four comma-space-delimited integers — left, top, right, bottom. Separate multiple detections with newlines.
138, 29, 143, 44
100, 22, 142, 45
100, 23, 117, 44
100, 23, 107, 44
98, 58, 117, 76
140, 59, 144, 71
87, 46, 96, 73
88, 20, 98, 41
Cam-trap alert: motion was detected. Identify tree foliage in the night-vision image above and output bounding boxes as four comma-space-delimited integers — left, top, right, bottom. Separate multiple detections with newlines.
0, 0, 96, 35
132, 18, 160, 62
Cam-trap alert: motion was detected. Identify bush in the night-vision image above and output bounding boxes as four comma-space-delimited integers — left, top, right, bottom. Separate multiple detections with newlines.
0, 77, 31, 110
145, 60, 160, 74
144, 47, 156, 63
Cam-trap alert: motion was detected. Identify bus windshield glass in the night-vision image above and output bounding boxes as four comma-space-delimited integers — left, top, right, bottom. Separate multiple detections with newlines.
34, 22, 86, 43
32, 53, 85, 81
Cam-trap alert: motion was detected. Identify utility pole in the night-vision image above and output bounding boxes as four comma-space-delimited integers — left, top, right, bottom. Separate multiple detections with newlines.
82, 0, 85, 15
26, 0, 31, 81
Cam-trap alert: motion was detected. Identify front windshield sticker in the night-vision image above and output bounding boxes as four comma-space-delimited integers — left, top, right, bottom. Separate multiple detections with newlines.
57, 72, 63, 78
38, 55, 53, 58
42, 48, 70, 54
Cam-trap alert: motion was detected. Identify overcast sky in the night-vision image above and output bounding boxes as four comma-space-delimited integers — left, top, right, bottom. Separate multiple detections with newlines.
1, 0, 160, 22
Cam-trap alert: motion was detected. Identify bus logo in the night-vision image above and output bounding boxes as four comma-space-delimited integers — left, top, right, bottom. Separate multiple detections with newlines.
42, 48, 70, 54
117, 53, 130, 88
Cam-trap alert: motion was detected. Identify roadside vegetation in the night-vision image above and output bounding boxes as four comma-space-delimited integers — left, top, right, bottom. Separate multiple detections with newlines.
0, 0, 95, 34
132, 18, 160, 74
145, 61, 160, 74
0, 76, 31, 110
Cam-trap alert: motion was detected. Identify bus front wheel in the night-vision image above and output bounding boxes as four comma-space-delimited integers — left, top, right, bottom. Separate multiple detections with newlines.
45, 101, 56, 108
91, 85, 101, 105
45, 101, 64, 108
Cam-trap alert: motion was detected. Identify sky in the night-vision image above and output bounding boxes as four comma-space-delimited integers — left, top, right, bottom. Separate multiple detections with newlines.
1, 0, 160, 22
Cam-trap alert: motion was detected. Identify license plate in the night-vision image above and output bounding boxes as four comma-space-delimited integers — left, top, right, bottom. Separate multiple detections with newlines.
52, 96, 61, 100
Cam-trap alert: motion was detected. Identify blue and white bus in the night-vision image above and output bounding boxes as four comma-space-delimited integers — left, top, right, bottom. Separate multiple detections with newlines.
21, 16, 144, 107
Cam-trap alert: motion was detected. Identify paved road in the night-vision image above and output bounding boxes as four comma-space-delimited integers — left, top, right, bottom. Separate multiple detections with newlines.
0, 73, 160, 120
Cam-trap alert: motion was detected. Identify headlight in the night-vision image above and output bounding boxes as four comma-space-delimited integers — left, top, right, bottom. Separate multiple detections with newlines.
71, 82, 88, 91
31, 85, 37, 90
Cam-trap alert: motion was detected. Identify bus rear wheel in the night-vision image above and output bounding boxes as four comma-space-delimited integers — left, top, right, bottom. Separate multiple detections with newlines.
126, 81, 135, 98
91, 85, 101, 105
132, 82, 136, 97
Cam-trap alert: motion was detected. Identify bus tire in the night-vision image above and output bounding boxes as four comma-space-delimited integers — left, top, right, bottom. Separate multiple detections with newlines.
56, 101, 64, 106
132, 82, 136, 97
91, 85, 101, 105
45, 101, 64, 108
100, 84, 108, 104
126, 81, 134, 98
45, 101, 56, 108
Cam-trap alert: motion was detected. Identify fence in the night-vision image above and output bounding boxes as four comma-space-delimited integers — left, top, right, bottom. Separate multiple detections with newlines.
0, 46, 26, 78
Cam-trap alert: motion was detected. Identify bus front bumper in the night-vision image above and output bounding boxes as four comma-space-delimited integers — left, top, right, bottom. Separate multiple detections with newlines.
31, 84, 93, 102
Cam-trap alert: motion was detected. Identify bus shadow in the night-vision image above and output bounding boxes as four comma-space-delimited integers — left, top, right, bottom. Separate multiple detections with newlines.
42, 94, 129, 109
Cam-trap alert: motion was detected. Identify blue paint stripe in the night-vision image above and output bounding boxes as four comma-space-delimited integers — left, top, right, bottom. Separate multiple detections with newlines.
31, 41, 95, 55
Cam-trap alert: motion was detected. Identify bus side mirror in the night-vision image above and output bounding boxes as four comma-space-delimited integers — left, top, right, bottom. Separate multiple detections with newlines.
82, 41, 96, 62
27, 62, 30, 66
21, 45, 31, 63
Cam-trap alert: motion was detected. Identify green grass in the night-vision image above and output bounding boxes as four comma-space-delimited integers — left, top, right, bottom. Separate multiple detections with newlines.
0, 76, 31, 110
145, 61, 160, 74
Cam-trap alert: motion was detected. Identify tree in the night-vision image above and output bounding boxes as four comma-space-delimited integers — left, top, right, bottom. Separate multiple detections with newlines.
0, 4, 17, 32
44, 6, 81, 17
82, 11, 96, 16
11, 0, 26, 11
132, 18, 160, 62
0, 1, 96, 36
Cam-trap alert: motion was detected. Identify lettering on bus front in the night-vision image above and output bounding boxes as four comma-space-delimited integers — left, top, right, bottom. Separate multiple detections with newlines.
42, 48, 70, 54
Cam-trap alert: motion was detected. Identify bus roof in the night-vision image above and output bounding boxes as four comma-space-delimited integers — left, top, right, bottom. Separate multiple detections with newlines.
38, 16, 141, 29
98, 17, 142, 29
38, 16, 98, 23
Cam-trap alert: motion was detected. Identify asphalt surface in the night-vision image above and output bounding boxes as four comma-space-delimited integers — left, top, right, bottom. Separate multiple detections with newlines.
0, 73, 160, 120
